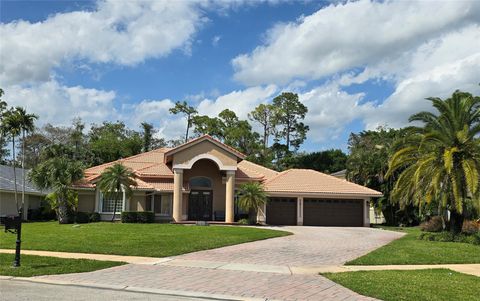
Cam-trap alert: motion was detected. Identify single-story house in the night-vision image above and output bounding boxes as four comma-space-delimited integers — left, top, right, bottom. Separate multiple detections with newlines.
0, 165, 46, 220
74, 135, 382, 226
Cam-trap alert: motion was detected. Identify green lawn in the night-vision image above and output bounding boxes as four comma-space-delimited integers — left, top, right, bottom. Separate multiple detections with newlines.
324, 269, 480, 301
0, 253, 123, 277
347, 227, 480, 265
0, 222, 289, 257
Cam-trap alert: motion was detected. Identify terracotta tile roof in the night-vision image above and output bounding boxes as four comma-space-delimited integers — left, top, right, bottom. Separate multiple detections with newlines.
145, 178, 189, 192
264, 169, 382, 197
237, 160, 278, 180
165, 135, 246, 159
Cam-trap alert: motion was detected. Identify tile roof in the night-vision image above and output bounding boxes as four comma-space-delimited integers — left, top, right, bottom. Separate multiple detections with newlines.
164, 135, 246, 159
236, 160, 278, 180
264, 169, 382, 197
0, 165, 49, 195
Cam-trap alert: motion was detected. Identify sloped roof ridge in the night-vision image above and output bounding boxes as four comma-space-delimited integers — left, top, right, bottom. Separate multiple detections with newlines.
166, 135, 246, 158
263, 169, 294, 185
241, 160, 278, 175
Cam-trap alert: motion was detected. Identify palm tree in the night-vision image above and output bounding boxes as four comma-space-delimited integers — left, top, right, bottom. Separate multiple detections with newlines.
97, 163, 137, 222
2, 108, 22, 213
16, 107, 38, 217
386, 90, 480, 234
236, 182, 267, 225
29, 157, 84, 224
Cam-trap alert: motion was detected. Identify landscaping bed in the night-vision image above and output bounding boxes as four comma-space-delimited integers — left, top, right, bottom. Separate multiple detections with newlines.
0, 222, 290, 257
347, 227, 480, 265
0, 253, 123, 277
323, 269, 480, 301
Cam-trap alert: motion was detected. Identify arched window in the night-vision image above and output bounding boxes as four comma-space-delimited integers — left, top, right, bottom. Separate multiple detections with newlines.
189, 177, 212, 189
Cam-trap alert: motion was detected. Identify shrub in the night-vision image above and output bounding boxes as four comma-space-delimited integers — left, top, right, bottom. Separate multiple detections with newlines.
121, 211, 138, 223
75, 212, 90, 224
238, 218, 249, 225
420, 216, 444, 232
137, 211, 155, 223
89, 212, 101, 223
121, 211, 154, 223
462, 220, 479, 235
418, 232, 480, 245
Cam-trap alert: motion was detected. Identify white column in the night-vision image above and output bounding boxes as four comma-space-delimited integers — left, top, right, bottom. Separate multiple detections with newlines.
297, 197, 303, 226
225, 170, 235, 223
173, 169, 183, 222
364, 198, 370, 227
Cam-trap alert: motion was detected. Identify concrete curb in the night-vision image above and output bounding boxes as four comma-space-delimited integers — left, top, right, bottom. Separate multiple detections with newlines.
5, 277, 272, 301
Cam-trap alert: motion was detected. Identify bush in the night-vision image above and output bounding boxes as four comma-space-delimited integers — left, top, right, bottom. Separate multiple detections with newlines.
418, 231, 480, 245
75, 212, 90, 224
420, 216, 444, 232
89, 212, 101, 223
462, 220, 479, 235
238, 218, 249, 225
28, 205, 57, 221
137, 211, 154, 223
121, 211, 154, 223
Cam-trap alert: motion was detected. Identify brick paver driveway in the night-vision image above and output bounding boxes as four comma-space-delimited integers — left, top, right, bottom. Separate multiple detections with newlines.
34, 227, 402, 301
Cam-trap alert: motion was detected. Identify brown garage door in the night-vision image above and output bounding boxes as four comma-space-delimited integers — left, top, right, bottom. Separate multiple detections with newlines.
266, 198, 297, 225
304, 199, 363, 227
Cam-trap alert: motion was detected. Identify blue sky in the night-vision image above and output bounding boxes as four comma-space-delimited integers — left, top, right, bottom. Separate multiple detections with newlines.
1, 0, 479, 152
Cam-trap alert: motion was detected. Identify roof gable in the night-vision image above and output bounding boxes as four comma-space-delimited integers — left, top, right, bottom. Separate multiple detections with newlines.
164, 135, 246, 160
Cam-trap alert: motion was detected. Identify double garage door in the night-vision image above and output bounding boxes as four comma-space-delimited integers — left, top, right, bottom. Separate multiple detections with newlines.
266, 198, 364, 227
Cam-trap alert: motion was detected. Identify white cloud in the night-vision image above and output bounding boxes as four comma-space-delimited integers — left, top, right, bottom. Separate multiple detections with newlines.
3, 80, 117, 126
0, 0, 205, 85
212, 35, 221, 47
232, 0, 480, 86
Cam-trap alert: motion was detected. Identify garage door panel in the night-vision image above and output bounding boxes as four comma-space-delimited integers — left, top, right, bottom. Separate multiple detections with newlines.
266, 198, 297, 225
304, 199, 363, 227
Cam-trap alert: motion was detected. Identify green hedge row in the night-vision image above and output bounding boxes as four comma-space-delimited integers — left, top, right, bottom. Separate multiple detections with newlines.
418, 231, 480, 245
121, 211, 155, 223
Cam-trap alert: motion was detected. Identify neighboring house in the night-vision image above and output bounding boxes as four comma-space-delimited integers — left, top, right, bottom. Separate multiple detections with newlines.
74, 135, 382, 226
330, 169, 347, 180
0, 165, 46, 220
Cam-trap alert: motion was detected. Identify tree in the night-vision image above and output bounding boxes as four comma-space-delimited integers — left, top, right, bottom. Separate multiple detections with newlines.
272, 92, 309, 151
293, 149, 347, 173
0, 88, 9, 163
19, 133, 50, 168
97, 163, 137, 222
249, 103, 276, 152
16, 107, 38, 216
236, 182, 267, 225
387, 90, 480, 234
70, 118, 85, 159
141, 122, 153, 152
169, 101, 197, 142
2, 108, 22, 212
29, 157, 84, 224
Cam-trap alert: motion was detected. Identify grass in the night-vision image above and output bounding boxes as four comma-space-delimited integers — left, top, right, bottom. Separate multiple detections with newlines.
323, 269, 480, 301
0, 253, 123, 277
347, 226, 480, 265
0, 222, 290, 257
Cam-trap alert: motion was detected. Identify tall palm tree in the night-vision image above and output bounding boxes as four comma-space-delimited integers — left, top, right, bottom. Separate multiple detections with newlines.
16, 107, 38, 216
2, 108, 22, 213
236, 182, 267, 224
387, 90, 480, 234
97, 163, 137, 222
29, 157, 84, 224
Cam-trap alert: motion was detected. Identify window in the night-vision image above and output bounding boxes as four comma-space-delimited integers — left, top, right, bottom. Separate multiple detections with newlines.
189, 177, 212, 189
150, 194, 172, 215
101, 192, 124, 213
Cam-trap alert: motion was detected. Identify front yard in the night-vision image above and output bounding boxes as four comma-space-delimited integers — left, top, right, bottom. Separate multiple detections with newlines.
347, 227, 480, 265
0, 253, 123, 277
324, 269, 480, 301
0, 222, 289, 257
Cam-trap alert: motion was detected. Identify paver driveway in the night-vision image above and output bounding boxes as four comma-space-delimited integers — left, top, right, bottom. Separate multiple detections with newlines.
34, 227, 402, 301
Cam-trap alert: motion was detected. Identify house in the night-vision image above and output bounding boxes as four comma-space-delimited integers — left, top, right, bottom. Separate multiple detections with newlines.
74, 135, 382, 226
0, 165, 46, 220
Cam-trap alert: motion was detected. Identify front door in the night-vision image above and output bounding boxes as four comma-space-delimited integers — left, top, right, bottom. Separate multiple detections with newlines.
188, 190, 213, 221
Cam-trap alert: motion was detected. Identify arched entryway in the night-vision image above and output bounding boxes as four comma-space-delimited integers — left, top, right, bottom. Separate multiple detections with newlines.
188, 176, 213, 221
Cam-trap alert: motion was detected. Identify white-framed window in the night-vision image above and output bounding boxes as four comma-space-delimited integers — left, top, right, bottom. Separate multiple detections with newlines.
100, 191, 125, 213
149, 194, 172, 216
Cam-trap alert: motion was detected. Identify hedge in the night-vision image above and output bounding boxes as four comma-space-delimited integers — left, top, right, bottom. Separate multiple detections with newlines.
121, 211, 155, 223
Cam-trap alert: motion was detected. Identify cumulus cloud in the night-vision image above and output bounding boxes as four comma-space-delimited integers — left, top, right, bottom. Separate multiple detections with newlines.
232, 0, 480, 86
0, 0, 205, 85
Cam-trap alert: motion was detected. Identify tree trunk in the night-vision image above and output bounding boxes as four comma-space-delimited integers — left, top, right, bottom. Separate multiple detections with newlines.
21, 130, 26, 218
248, 208, 257, 225
185, 117, 190, 143
12, 135, 19, 213
57, 197, 69, 224
449, 210, 464, 235
111, 192, 118, 222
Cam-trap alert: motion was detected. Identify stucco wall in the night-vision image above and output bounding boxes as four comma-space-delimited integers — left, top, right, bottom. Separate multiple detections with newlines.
78, 191, 96, 212
0, 192, 43, 217
183, 159, 226, 217
172, 140, 237, 168
131, 192, 148, 211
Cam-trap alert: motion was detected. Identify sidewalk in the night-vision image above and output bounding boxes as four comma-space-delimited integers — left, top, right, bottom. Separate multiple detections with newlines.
1, 249, 478, 277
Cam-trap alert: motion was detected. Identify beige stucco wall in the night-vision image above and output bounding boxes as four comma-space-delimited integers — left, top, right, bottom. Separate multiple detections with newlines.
172, 140, 237, 168
131, 192, 148, 211
78, 191, 96, 212
183, 159, 226, 217
0, 192, 43, 217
